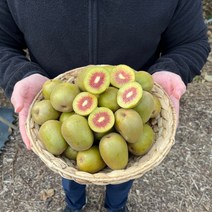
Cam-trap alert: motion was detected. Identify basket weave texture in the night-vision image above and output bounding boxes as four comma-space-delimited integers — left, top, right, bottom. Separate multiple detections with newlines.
26, 66, 177, 185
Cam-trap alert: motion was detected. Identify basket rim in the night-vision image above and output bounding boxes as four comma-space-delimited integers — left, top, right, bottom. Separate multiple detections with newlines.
25, 65, 177, 185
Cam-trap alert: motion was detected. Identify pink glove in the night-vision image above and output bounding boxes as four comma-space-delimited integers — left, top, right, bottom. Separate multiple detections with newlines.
11, 74, 49, 149
152, 71, 186, 124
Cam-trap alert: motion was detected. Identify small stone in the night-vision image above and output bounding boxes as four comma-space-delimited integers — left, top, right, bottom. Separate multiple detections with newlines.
204, 73, 212, 82
136, 189, 140, 195
40, 189, 55, 201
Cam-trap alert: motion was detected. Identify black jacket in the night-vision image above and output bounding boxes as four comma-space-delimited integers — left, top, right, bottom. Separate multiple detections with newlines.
0, 0, 210, 98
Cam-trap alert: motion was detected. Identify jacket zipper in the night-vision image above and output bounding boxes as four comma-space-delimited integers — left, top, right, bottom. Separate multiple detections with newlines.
88, 0, 97, 64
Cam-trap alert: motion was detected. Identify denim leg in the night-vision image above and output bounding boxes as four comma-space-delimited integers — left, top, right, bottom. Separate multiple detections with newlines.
62, 178, 86, 210
104, 180, 134, 211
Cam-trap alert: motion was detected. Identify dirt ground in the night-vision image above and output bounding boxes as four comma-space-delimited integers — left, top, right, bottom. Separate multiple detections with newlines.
0, 21, 212, 212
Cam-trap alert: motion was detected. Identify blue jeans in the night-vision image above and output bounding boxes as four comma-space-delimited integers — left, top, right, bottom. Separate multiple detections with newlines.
62, 178, 133, 211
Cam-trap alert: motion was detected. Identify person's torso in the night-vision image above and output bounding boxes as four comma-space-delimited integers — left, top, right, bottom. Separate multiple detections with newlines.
7, 0, 178, 77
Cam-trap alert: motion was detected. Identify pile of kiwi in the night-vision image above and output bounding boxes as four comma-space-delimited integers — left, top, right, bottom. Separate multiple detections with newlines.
31, 65, 161, 173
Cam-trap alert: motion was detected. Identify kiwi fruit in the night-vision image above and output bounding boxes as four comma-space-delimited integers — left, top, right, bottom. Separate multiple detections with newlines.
128, 124, 155, 156
151, 95, 162, 118
31, 99, 60, 125
88, 107, 115, 133
99, 132, 128, 170
38, 120, 68, 156
110, 64, 135, 88
98, 87, 120, 112
117, 82, 143, 108
135, 71, 154, 92
76, 66, 110, 94
50, 82, 80, 112
102, 65, 114, 72
61, 114, 94, 151
133, 91, 155, 123
59, 112, 75, 123
77, 146, 106, 173
63, 145, 78, 160
73, 92, 98, 116
94, 127, 115, 141
42, 79, 62, 100
115, 108, 143, 143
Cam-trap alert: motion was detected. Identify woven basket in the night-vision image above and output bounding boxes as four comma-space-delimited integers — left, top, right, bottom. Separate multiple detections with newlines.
26, 65, 177, 185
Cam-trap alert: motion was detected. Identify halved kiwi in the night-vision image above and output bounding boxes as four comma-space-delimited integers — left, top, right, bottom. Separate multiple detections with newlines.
76, 66, 110, 94
88, 107, 115, 133
110, 64, 135, 88
117, 82, 143, 108
73, 92, 98, 116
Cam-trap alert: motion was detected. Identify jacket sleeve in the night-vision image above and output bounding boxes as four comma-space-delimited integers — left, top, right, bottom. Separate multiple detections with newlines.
148, 0, 211, 85
0, 0, 48, 98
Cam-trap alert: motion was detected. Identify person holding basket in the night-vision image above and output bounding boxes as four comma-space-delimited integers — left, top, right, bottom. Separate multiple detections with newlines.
0, 1, 210, 212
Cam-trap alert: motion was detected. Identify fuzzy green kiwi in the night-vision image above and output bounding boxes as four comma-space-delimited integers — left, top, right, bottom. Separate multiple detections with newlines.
128, 124, 155, 156
31, 100, 60, 125
59, 112, 75, 123
133, 91, 155, 123
150, 95, 162, 118
115, 108, 143, 143
135, 71, 154, 92
99, 132, 128, 170
61, 114, 94, 151
38, 120, 68, 156
42, 79, 62, 100
77, 146, 106, 173
63, 146, 78, 160
98, 87, 120, 112
50, 82, 80, 112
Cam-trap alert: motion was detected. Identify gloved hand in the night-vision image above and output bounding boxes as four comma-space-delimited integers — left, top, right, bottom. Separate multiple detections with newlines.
11, 74, 49, 149
152, 71, 186, 124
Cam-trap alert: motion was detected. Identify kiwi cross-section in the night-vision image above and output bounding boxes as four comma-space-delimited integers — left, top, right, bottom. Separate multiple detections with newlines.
76, 66, 110, 94
110, 64, 135, 88
88, 107, 115, 133
73, 92, 98, 116
117, 81, 143, 108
